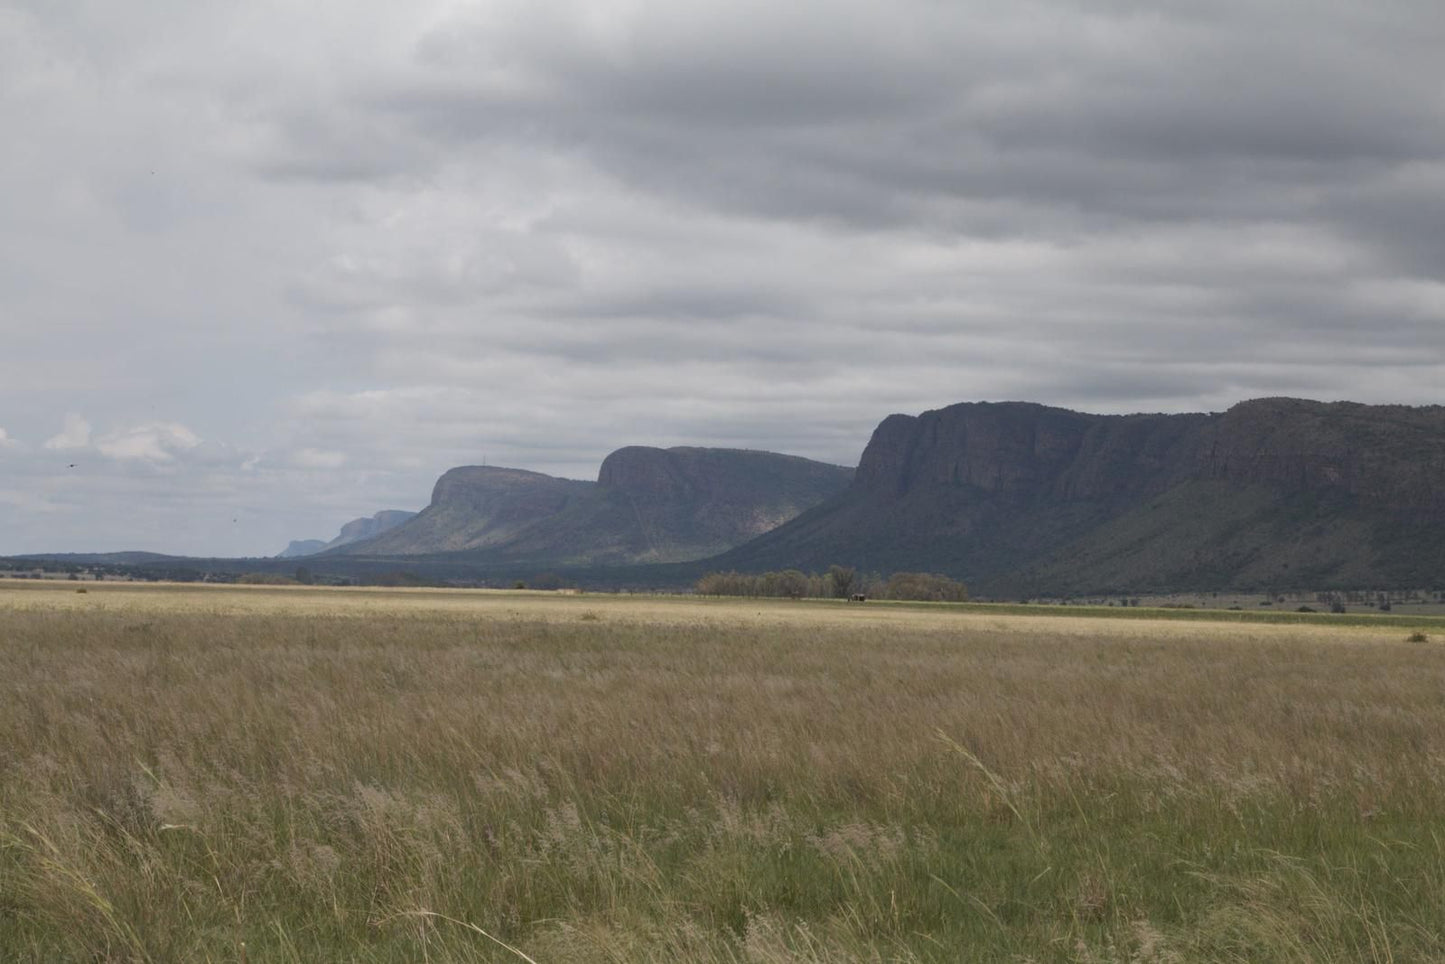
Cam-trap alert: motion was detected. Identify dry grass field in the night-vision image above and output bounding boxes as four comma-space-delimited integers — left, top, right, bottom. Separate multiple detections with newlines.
4, 580, 1445, 962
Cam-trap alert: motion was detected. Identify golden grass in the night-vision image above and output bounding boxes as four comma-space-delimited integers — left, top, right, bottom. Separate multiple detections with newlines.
1, 577, 1419, 644
3, 580, 1445, 961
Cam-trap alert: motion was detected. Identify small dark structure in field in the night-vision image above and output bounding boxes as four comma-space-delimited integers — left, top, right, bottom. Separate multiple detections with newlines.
850, 594, 867, 602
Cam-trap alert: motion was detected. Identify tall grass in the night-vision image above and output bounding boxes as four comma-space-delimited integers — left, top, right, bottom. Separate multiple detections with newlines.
3, 590, 1445, 960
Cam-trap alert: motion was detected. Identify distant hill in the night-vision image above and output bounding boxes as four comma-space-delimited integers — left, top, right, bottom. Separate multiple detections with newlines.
335, 447, 854, 565
712, 398, 1445, 596
277, 509, 416, 558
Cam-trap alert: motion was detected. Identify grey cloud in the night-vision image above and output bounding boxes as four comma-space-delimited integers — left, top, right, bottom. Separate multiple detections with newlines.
1325, 165, 1445, 277
5, 0, 1445, 556
251, 105, 436, 183
367, 1, 1445, 238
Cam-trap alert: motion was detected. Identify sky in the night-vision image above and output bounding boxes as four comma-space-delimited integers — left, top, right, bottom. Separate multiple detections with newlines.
3, 0, 1444, 557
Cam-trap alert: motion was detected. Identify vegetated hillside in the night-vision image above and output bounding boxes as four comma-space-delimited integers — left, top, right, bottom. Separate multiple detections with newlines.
276, 510, 417, 558
336, 447, 854, 565
713, 398, 1445, 596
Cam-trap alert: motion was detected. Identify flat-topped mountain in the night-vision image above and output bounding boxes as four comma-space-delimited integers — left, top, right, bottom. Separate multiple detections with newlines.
336, 447, 854, 565
277, 539, 327, 559
715, 398, 1445, 595
277, 509, 416, 558
342, 467, 593, 556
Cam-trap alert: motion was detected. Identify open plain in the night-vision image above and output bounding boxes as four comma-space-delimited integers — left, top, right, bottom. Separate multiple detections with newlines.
4, 580, 1445, 962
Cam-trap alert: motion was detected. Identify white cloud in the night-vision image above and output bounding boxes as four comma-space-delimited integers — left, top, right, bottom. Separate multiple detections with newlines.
43, 414, 92, 451
95, 422, 202, 462
0, 427, 18, 450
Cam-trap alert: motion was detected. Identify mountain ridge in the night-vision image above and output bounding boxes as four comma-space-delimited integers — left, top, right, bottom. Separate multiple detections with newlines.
335, 446, 854, 565
713, 397, 1445, 595
28, 397, 1445, 597
277, 509, 417, 558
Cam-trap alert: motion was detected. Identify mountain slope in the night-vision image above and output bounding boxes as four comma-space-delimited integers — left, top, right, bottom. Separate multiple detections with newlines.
337, 447, 854, 565
329, 510, 418, 549
713, 398, 1445, 595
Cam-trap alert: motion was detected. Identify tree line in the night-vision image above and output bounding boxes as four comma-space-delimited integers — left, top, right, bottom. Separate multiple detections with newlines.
695, 565, 968, 602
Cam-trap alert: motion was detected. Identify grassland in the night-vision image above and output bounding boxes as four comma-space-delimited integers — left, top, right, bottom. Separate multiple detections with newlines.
3, 580, 1445, 962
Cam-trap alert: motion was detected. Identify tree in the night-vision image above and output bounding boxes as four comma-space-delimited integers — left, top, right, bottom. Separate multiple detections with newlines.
776, 569, 809, 599
827, 565, 856, 599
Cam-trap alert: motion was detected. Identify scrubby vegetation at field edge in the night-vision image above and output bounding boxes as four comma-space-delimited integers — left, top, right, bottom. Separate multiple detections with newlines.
696, 565, 968, 602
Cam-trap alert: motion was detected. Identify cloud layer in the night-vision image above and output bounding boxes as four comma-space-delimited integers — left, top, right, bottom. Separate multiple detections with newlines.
3, 0, 1444, 555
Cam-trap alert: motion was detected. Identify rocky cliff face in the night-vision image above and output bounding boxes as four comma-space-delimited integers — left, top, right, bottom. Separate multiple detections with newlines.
718, 398, 1445, 594
427, 467, 590, 528
854, 402, 1208, 502
598, 446, 700, 497
851, 398, 1445, 514
1197, 398, 1445, 513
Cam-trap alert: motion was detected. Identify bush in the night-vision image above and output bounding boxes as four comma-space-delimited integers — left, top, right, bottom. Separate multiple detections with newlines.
881, 572, 969, 603
697, 567, 966, 603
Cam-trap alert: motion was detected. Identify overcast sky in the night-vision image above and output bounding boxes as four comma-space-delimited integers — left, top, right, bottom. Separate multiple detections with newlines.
3, 0, 1444, 557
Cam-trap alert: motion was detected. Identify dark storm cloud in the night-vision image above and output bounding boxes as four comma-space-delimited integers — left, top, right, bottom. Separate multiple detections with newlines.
364, 0, 1445, 236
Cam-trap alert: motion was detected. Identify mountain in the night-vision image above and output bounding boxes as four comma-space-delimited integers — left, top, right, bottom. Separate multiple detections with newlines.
328, 510, 419, 548
341, 468, 593, 556
276, 509, 417, 558
712, 398, 1445, 596
335, 447, 854, 565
